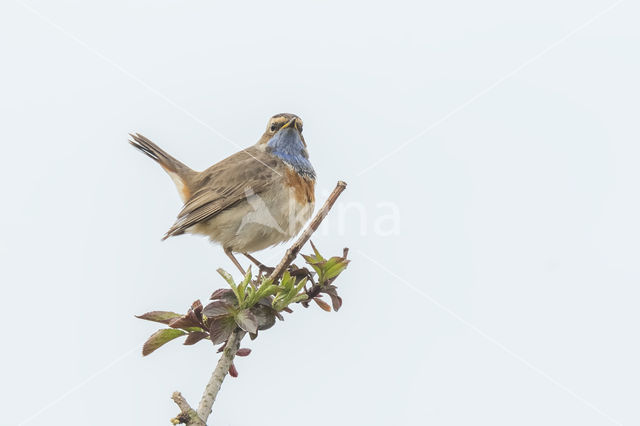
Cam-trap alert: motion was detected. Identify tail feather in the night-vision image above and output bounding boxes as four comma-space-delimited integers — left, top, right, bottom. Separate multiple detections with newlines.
129, 133, 196, 202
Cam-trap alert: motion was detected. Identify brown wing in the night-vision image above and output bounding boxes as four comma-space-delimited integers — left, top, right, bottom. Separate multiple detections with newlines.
162, 146, 281, 239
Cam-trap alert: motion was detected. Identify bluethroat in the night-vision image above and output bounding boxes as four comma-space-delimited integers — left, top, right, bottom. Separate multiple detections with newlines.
129, 113, 315, 274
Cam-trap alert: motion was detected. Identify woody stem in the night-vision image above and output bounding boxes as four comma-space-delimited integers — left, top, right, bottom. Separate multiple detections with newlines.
268, 181, 347, 281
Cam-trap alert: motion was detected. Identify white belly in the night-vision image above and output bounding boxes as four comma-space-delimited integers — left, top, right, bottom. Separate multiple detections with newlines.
191, 185, 314, 253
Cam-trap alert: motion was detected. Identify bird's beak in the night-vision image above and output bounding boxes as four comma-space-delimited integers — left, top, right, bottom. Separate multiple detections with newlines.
280, 117, 299, 132
267, 117, 306, 148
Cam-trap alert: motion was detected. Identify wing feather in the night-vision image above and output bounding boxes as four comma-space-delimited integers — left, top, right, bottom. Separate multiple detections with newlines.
162, 147, 280, 239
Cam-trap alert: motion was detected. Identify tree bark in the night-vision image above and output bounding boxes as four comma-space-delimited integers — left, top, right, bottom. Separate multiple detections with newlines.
196, 329, 245, 421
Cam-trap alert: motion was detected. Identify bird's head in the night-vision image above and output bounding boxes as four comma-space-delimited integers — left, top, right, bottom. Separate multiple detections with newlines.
257, 113, 306, 147
258, 113, 315, 179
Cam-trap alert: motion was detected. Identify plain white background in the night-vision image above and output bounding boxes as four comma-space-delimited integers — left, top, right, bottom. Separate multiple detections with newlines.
1, 0, 639, 425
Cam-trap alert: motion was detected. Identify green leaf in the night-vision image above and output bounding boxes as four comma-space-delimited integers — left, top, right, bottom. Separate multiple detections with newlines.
217, 268, 235, 287
217, 268, 241, 302
271, 296, 285, 311
300, 257, 323, 277
286, 285, 298, 301
257, 282, 277, 298
142, 329, 186, 356
217, 268, 237, 293
136, 311, 183, 325
237, 267, 253, 305
310, 240, 325, 262
294, 277, 308, 293
311, 264, 323, 277
323, 258, 350, 281
246, 281, 277, 307
235, 309, 258, 334
301, 254, 321, 265
279, 271, 294, 291
289, 294, 308, 304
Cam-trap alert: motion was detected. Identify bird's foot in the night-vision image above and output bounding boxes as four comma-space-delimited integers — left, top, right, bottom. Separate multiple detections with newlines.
243, 253, 275, 280
258, 265, 275, 278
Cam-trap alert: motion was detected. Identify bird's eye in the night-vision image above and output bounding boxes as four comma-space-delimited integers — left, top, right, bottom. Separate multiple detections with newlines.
270, 123, 278, 132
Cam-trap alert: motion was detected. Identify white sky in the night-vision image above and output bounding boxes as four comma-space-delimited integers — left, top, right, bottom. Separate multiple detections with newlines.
1, 0, 639, 425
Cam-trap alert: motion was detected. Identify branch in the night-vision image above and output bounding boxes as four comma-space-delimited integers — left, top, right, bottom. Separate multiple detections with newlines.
196, 329, 245, 421
183, 180, 347, 425
171, 392, 205, 426
269, 180, 347, 280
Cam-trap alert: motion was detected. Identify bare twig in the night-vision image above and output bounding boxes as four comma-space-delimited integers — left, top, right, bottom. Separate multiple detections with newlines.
179, 180, 347, 425
269, 181, 348, 280
171, 392, 205, 426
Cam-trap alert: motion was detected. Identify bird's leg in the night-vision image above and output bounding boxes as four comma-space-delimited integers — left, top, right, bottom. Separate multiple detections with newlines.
243, 253, 267, 269
225, 248, 246, 276
243, 253, 275, 277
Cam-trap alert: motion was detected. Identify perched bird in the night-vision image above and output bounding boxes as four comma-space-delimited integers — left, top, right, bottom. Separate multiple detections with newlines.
129, 113, 315, 274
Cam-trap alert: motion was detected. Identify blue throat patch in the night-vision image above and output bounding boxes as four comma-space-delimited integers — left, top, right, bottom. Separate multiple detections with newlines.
267, 128, 316, 179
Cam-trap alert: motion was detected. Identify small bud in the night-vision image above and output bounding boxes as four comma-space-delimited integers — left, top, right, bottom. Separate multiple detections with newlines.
229, 363, 239, 378
314, 297, 332, 312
